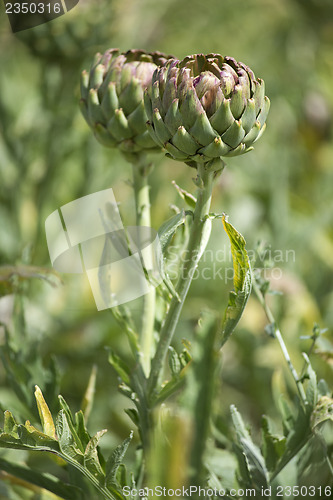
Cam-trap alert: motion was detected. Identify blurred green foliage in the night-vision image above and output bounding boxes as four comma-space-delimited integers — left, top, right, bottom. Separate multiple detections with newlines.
0, 0, 333, 497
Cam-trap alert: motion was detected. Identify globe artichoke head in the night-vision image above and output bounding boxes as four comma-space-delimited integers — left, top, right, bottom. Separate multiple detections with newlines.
144, 53, 270, 167
80, 49, 172, 154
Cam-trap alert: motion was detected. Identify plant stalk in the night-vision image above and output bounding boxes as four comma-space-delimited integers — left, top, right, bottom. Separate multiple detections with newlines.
132, 158, 156, 377
252, 278, 307, 406
148, 163, 215, 399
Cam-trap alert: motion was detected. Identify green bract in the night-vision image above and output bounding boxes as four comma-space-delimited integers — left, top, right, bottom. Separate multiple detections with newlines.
80, 49, 172, 154
144, 53, 270, 166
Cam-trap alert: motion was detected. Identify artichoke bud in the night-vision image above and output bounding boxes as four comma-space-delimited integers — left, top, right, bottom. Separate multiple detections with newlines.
80, 49, 173, 154
145, 53, 270, 167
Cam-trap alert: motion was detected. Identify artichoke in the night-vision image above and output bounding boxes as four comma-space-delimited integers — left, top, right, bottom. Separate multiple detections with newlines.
144, 53, 270, 167
80, 49, 172, 155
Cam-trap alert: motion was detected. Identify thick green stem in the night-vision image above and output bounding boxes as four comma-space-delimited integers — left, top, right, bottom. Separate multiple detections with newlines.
132, 159, 156, 377
252, 278, 307, 406
148, 164, 215, 399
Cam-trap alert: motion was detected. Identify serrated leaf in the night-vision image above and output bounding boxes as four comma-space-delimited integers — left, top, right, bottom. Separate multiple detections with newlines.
105, 432, 133, 487
220, 215, 252, 346
56, 410, 84, 462
24, 420, 57, 445
84, 429, 107, 481
0, 408, 124, 500
3, 410, 18, 435
34, 385, 56, 439
0, 416, 58, 453
58, 395, 84, 453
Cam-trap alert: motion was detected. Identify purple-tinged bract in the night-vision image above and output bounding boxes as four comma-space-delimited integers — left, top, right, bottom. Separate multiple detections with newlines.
144, 53, 270, 166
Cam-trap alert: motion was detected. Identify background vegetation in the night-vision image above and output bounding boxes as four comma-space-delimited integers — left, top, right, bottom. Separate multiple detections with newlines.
0, 0, 332, 497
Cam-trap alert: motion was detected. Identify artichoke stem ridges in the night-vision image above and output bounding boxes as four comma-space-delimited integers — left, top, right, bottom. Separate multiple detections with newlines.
131, 159, 155, 379
148, 164, 215, 398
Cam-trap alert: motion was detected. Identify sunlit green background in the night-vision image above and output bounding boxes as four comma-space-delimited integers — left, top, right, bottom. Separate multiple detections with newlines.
0, 0, 333, 496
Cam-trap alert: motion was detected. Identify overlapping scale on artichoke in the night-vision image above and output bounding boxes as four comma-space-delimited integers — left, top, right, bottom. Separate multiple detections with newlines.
80, 49, 172, 154
144, 53, 270, 165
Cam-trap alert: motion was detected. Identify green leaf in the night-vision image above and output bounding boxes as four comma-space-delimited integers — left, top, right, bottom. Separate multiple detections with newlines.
172, 181, 197, 209
230, 404, 251, 440
0, 457, 84, 500
296, 434, 332, 488
168, 346, 181, 377
261, 415, 286, 472
205, 448, 238, 492
220, 215, 252, 346
75, 410, 92, 450
105, 432, 133, 488
108, 351, 132, 386
231, 406, 269, 491
58, 395, 85, 453
84, 429, 108, 481
278, 395, 294, 435
311, 395, 333, 430
157, 209, 190, 300
302, 353, 318, 410
157, 210, 188, 253
3, 410, 18, 434
23, 420, 57, 447
81, 365, 97, 422
239, 438, 270, 490
273, 400, 312, 479
34, 385, 56, 440
153, 375, 187, 406
56, 410, 84, 462
0, 407, 125, 500
124, 408, 139, 427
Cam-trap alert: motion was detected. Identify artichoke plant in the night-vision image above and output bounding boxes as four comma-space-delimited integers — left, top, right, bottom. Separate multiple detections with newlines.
80, 49, 172, 155
144, 53, 270, 167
